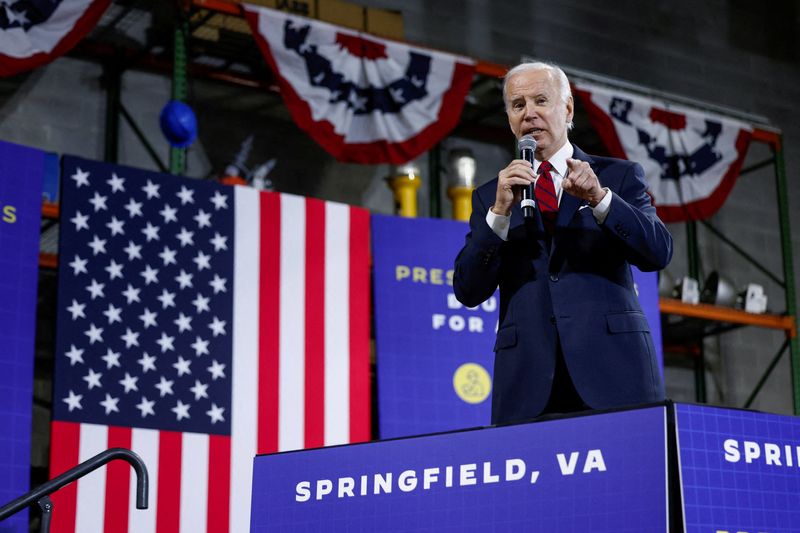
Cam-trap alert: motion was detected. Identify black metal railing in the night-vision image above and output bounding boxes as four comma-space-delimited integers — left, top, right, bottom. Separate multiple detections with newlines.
0, 448, 148, 533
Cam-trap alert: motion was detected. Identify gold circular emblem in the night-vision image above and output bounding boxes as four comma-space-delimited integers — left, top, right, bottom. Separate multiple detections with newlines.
452, 363, 491, 404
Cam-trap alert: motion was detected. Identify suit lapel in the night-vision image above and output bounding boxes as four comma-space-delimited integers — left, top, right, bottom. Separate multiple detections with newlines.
549, 144, 596, 264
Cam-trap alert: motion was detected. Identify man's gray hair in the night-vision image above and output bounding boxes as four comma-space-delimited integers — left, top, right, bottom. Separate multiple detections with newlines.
503, 61, 573, 129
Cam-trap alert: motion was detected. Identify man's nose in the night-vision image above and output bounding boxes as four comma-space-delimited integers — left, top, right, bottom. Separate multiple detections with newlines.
523, 102, 538, 119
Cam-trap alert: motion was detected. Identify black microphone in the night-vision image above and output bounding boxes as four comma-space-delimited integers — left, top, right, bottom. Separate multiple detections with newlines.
518, 134, 537, 219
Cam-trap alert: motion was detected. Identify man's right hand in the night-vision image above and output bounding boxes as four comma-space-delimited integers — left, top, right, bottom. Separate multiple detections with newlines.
492, 159, 536, 216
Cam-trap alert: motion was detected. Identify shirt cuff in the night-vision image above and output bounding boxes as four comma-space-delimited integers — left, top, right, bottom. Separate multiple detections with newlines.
485, 207, 510, 241
591, 188, 612, 224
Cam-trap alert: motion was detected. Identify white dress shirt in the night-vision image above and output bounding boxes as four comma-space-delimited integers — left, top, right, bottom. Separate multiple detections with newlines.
485, 141, 612, 241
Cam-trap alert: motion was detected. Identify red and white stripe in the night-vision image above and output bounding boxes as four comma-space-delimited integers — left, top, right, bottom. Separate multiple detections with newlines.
49, 189, 371, 533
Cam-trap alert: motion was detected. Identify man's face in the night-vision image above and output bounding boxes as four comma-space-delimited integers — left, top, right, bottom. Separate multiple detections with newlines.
505, 69, 574, 161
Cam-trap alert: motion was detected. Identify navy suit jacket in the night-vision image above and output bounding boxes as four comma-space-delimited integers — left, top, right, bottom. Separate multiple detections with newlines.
453, 145, 672, 425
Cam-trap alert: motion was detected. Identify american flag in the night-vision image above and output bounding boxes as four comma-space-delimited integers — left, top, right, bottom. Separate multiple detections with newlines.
50, 156, 371, 532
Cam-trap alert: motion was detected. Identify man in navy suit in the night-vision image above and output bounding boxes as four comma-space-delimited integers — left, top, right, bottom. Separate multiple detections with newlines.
454, 62, 673, 425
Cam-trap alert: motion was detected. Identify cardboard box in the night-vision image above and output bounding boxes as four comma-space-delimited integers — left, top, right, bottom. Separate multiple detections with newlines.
366, 7, 403, 40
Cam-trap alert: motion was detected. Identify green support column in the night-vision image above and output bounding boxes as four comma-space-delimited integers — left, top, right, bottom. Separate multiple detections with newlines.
103, 60, 122, 164
170, 18, 188, 175
686, 220, 707, 403
773, 138, 800, 413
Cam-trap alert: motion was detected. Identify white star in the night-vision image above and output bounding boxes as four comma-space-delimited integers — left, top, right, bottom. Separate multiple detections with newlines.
194, 209, 212, 228
175, 269, 194, 289
211, 191, 228, 210
83, 368, 103, 390
390, 87, 406, 103
84, 323, 104, 344
136, 396, 156, 418
159, 246, 177, 266
64, 345, 84, 366
140, 264, 159, 285
207, 359, 226, 380
85, 279, 105, 300
192, 293, 210, 314
159, 204, 178, 223
210, 232, 228, 252
208, 316, 227, 337
68, 254, 88, 275
87, 235, 107, 255
106, 216, 125, 236
70, 211, 89, 231
206, 403, 225, 424
66, 299, 86, 320
6, 7, 29, 27
174, 312, 193, 332
71, 168, 90, 187
88, 191, 108, 212
177, 186, 195, 205
138, 352, 157, 373
102, 303, 122, 324
122, 284, 141, 304
125, 197, 143, 218
190, 336, 209, 357
141, 222, 160, 242
99, 393, 120, 415
155, 376, 174, 397
172, 400, 191, 421
193, 251, 211, 271
176, 227, 194, 247
172, 356, 192, 377
101, 348, 121, 369
123, 240, 142, 261
209, 274, 227, 294
107, 173, 125, 192
156, 332, 175, 353
105, 260, 124, 280
119, 373, 139, 393
121, 328, 140, 348
210, 190, 228, 210
139, 307, 158, 329
142, 179, 161, 199
190, 380, 209, 400
62, 390, 83, 412
157, 288, 176, 309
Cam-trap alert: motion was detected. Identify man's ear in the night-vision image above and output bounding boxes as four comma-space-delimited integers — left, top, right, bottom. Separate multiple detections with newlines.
566, 95, 574, 124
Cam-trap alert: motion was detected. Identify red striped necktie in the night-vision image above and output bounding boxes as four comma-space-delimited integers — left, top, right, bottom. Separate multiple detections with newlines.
536, 160, 558, 233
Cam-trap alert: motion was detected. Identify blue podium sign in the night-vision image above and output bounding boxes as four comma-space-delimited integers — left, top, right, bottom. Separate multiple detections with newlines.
676, 403, 800, 533
250, 406, 668, 532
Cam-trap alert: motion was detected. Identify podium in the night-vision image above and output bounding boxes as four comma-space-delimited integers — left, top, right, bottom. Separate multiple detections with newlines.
249, 403, 800, 532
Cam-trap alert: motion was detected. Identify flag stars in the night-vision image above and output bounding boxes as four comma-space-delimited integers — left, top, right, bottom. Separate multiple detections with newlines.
210, 232, 228, 251
159, 245, 178, 266
207, 359, 226, 380
107, 173, 125, 192
66, 299, 86, 320
139, 307, 158, 329
191, 293, 210, 314
88, 191, 108, 212
174, 312, 193, 332
63, 391, 83, 412
71, 168, 90, 187
208, 316, 227, 337
177, 186, 195, 205
101, 349, 121, 369
121, 328, 140, 348
69, 255, 88, 275
137, 352, 157, 373
140, 264, 159, 285
141, 222, 161, 242
123, 240, 143, 261
194, 209, 212, 228
190, 380, 209, 400
159, 203, 178, 223
122, 284, 141, 304
156, 332, 175, 353
136, 396, 156, 418
119, 373, 139, 393
193, 251, 211, 271
206, 404, 225, 424
172, 400, 191, 421
142, 179, 161, 199
209, 274, 227, 294
190, 336, 209, 357
210, 190, 228, 210
84, 323, 104, 344
105, 259, 124, 280
175, 269, 194, 289
70, 211, 89, 231
155, 376, 174, 397
64, 345, 85, 366
102, 303, 122, 324
125, 197, 143, 218
157, 288, 176, 309
106, 216, 125, 236
83, 368, 103, 390
100, 393, 120, 415
88, 235, 107, 255
176, 227, 194, 247
86, 279, 106, 300
172, 356, 192, 377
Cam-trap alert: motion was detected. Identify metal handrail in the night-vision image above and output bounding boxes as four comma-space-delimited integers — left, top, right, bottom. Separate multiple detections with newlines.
0, 448, 148, 530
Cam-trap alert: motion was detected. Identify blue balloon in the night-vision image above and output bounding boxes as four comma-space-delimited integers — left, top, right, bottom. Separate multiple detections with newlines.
160, 100, 198, 148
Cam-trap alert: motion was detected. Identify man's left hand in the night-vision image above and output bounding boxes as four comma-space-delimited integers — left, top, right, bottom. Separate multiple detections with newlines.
564, 158, 607, 206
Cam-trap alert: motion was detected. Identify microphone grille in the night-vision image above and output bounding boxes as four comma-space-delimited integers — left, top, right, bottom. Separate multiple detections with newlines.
518, 134, 537, 152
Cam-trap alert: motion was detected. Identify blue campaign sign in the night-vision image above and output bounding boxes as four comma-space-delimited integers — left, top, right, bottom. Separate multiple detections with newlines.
250, 406, 669, 532
675, 403, 800, 533
0, 140, 44, 530
372, 215, 497, 438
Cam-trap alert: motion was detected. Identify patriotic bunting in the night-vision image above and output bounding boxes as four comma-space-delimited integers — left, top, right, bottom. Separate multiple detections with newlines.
243, 3, 476, 164
574, 81, 753, 222
0, 0, 110, 77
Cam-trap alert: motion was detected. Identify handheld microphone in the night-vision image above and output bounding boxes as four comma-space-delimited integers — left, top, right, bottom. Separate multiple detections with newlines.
518, 134, 537, 219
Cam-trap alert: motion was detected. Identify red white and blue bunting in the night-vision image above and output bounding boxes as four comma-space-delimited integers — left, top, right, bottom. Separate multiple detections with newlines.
243, 4, 476, 164
0, 0, 110, 77
574, 81, 752, 222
